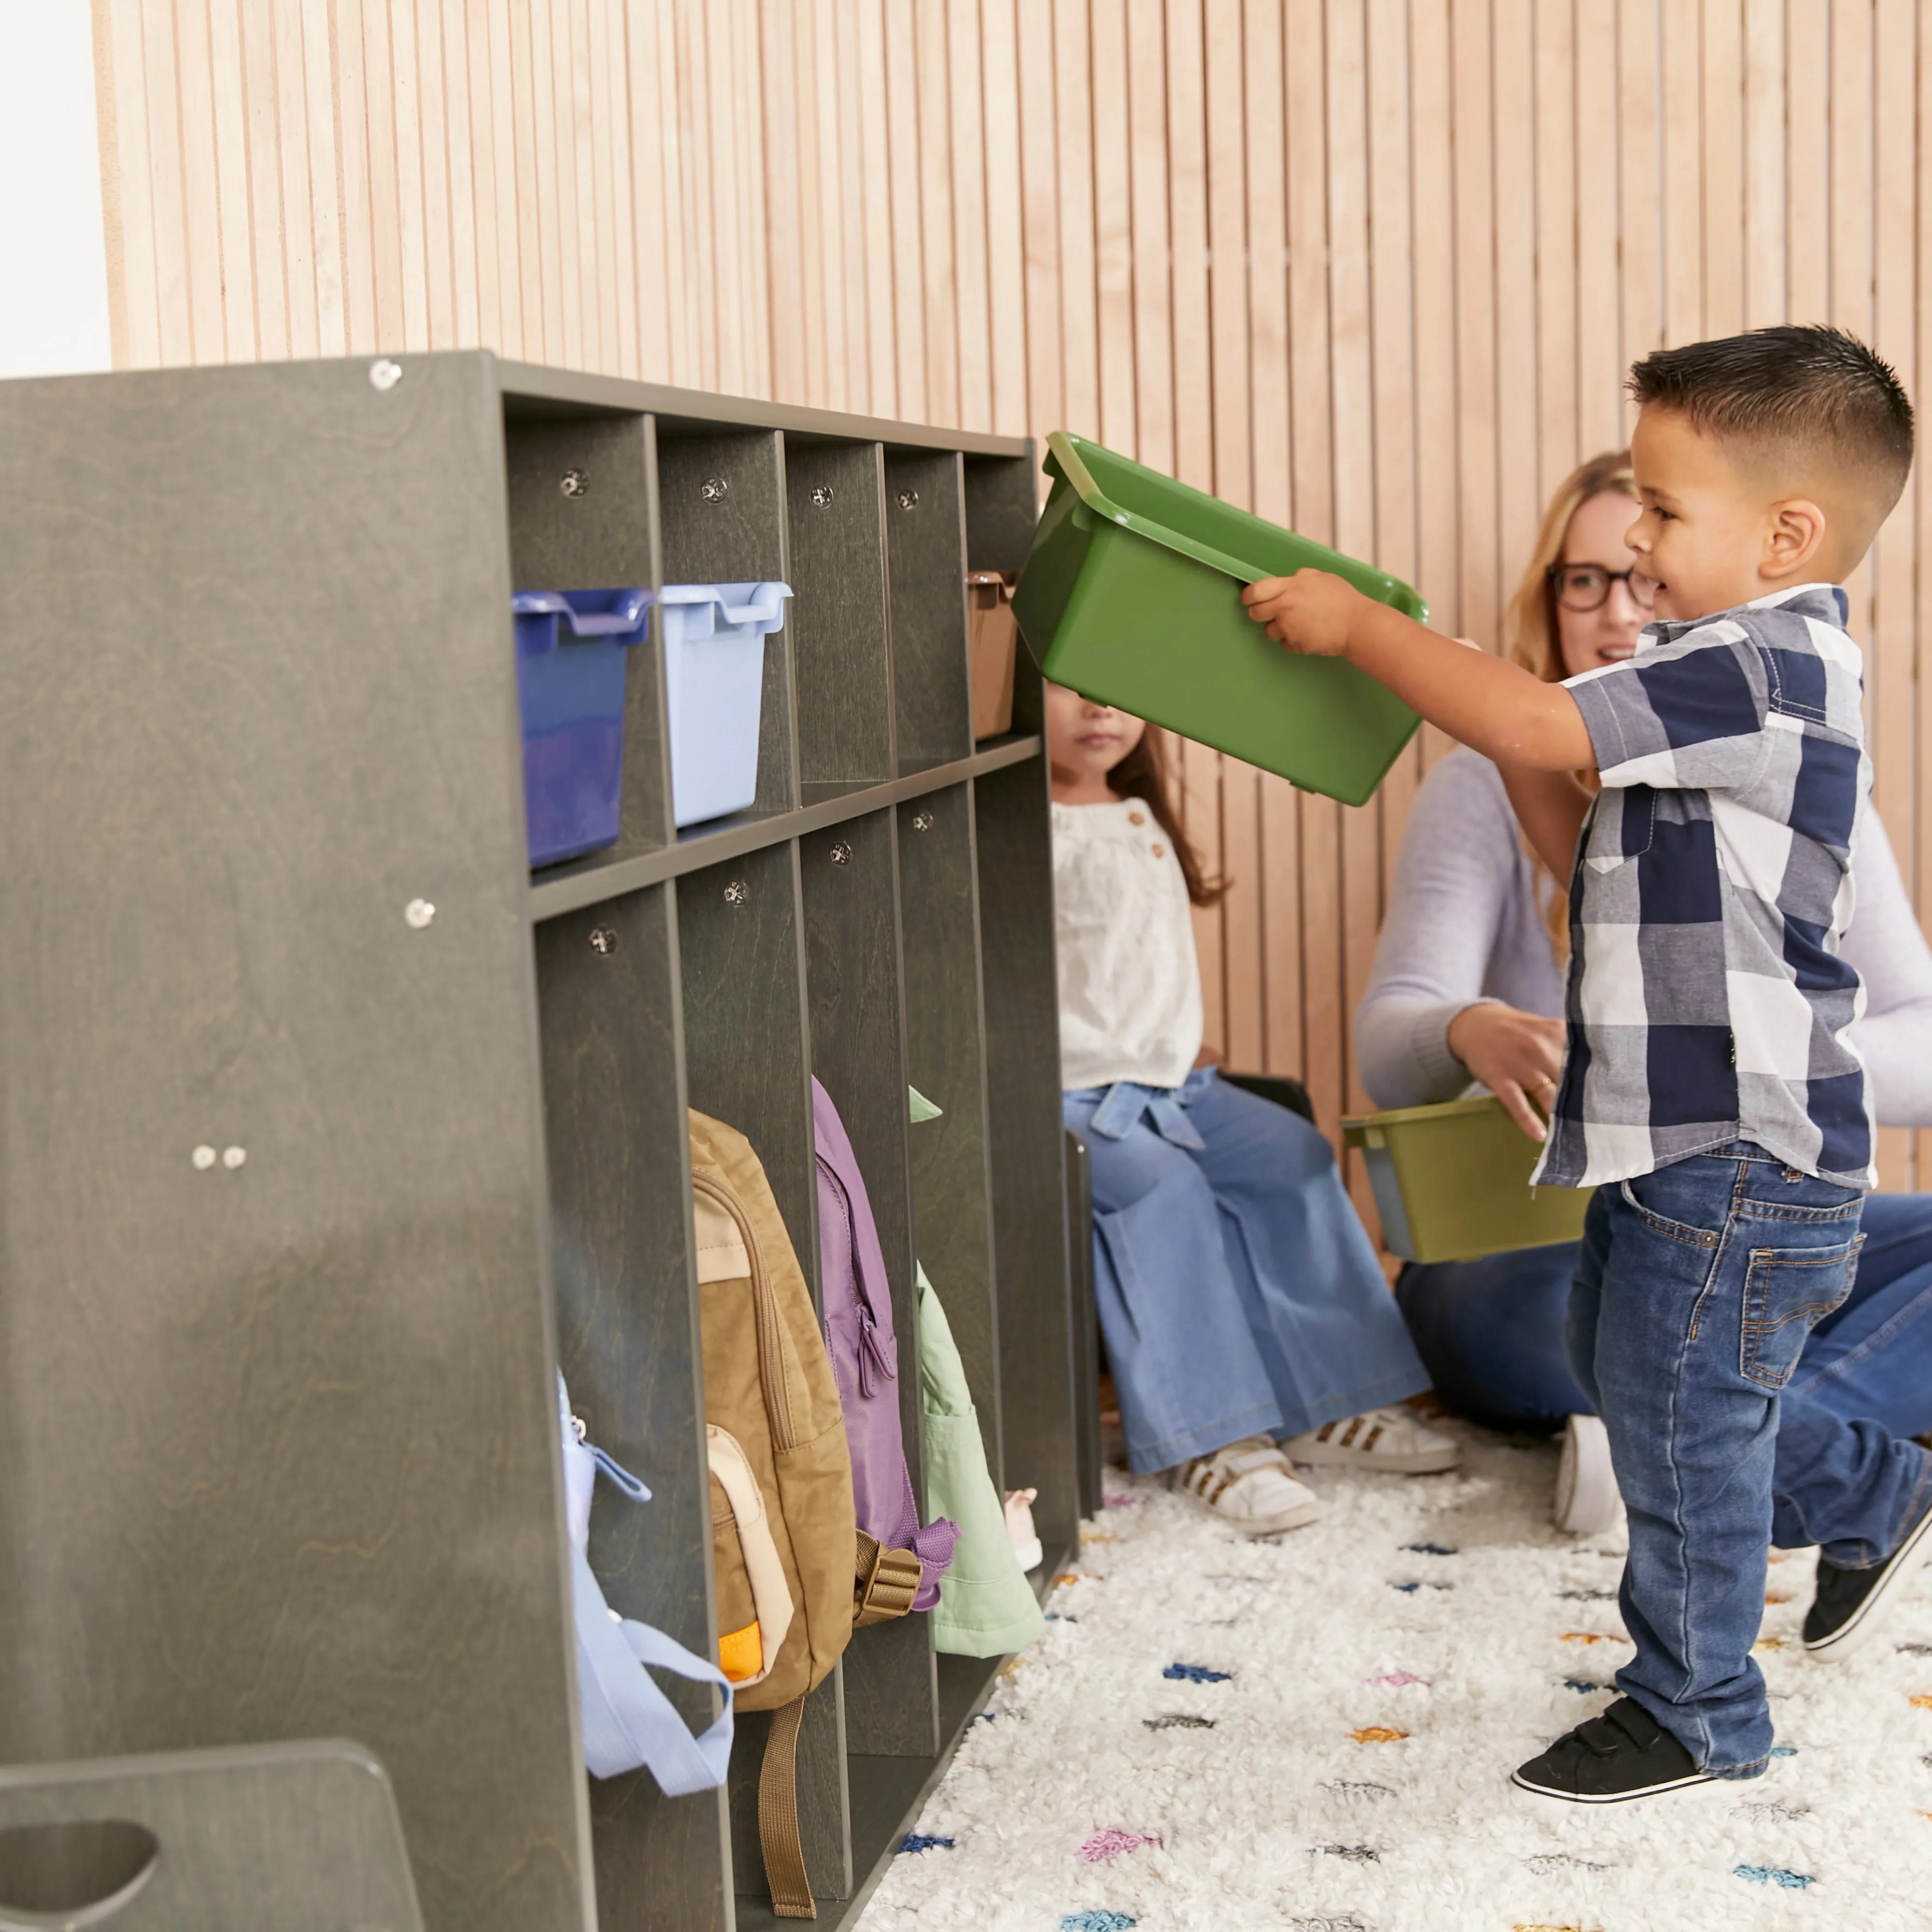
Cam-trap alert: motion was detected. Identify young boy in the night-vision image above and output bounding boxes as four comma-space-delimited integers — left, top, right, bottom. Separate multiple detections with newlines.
1244, 324, 1932, 1802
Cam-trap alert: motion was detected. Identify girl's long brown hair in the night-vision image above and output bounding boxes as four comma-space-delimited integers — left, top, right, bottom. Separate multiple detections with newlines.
1108, 728, 1228, 907
1506, 448, 1635, 964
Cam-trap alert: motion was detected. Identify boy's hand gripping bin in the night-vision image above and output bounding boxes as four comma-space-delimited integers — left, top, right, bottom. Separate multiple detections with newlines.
1342, 1095, 1594, 1264
511, 581, 793, 867
1012, 431, 1426, 806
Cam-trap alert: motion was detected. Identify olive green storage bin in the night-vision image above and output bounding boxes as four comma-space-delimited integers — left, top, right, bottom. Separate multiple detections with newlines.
1011, 431, 1426, 806
1341, 1095, 1594, 1264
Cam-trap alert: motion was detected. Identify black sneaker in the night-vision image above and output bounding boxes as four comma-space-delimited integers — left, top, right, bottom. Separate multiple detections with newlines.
1511, 1698, 1715, 1803
1803, 1501, 1932, 1659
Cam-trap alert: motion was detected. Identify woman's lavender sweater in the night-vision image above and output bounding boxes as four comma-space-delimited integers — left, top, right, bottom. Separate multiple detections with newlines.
1356, 750, 1932, 1127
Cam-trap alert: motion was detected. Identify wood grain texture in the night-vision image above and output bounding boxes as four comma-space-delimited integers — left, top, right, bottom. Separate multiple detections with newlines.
0, 354, 591, 1932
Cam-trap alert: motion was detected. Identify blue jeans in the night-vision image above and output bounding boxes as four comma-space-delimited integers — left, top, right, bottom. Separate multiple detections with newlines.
1395, 1192, 1932, 1563
1065, 1067, 1428, 1475
1568, 1144, 1931, 1776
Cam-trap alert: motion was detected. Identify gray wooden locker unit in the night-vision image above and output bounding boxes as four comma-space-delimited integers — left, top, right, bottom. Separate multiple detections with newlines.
0, 352, 1076, 1932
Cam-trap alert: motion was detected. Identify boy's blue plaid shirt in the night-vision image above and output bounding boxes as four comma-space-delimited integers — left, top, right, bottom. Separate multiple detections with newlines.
1533, 582, 1875, 1191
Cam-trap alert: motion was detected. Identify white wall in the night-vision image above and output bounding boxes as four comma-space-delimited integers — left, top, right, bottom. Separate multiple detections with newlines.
0, 0, 112, 379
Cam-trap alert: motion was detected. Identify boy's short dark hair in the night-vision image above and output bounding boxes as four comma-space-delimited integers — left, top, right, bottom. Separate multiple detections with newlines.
1627, 324, 1914, 511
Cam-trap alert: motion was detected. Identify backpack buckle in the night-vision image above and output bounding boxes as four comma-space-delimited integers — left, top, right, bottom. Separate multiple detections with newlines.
852, 1532, 923, 1627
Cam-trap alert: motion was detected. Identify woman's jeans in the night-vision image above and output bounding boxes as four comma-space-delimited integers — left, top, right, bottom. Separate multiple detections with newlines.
1565, 1148, 1928, 1775
1396, 1191, 1932, 1564
1065, 1067, 1428, 1475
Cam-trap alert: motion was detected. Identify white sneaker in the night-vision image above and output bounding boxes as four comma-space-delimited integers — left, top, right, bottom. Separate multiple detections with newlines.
1554, 1413, 1620, 1534
1171, 1436, 1322, 1537
1003, 1487, 1043, 1571
1282, 1406, 1462, 1474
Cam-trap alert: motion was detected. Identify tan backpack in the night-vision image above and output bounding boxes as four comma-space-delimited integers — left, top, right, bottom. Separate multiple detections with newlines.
689, 1109, 923, 1919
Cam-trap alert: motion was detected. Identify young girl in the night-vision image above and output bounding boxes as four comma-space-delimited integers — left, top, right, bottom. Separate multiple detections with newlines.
1049, 682, 1459, 1535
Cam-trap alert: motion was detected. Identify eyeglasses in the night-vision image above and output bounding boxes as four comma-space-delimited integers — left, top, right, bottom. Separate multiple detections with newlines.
1546, 562, 1659, 612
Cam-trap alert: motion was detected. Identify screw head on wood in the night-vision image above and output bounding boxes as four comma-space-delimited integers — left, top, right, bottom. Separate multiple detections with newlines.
700, 475, 729, 502
222, 1146, 247, 1170
404, 898, 436, 929
829, 841, 853, 865
724, 879, 749, 905
368, 358, 403, 391
560, 469, 588, 498
912, 810, 935, 832
810, 483, 835, 507
192, 1145, 217, 1170
895, 488, 920, 511
589, 926, 619, 955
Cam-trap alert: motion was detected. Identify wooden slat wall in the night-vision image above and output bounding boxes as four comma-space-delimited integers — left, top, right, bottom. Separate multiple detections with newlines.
93, 0, 1932, 1204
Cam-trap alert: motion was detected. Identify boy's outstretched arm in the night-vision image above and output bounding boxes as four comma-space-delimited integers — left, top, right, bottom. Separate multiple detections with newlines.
1241, 568, 1596, 773
1499, 764, 1594, 879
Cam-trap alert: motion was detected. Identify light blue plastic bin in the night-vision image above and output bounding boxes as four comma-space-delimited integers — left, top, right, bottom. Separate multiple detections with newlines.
660, 582, 793, 828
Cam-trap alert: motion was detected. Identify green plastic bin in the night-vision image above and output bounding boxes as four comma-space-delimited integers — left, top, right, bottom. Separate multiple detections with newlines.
1011, 432, 1426, 806
1341, 1095, 1594, 1264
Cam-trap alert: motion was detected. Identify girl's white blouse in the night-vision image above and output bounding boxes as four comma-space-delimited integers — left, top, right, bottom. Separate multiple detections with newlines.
1051, 797, 1203, 1092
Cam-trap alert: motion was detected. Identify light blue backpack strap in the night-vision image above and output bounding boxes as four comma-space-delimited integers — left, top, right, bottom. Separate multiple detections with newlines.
560, 1372, 733, 1794
571, 1542, 734, 1793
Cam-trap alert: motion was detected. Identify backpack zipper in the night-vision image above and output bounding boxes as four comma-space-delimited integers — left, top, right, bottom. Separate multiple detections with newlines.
693, 1171, 797, 1453
816, 1155, 896, 1400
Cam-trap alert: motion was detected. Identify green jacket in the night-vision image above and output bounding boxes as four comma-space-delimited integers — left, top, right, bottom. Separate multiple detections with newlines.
916, 1264, 1049, 1658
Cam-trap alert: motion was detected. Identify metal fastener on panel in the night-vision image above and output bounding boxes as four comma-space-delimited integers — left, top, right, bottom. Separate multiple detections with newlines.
560, 469, 588, 498
368, 358, 403, 391
192, 1145, 218, 1171
912, 810, 935, 832
223, 1147, 248, 1170
810, 483, 835, 507
700, 475, 729, 502
895, 488, 920, 511
404, 898, 436, 929
589, 926, 619, 955
724, 879, 749, 905
829, 841, 853, 866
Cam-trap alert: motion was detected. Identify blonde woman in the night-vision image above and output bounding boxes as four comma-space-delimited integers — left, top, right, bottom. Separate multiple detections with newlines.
1357, 451, 1932, 1532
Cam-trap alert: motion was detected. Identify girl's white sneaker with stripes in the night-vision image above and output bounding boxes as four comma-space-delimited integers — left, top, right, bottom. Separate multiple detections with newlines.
1281, 1406, 1462, 1474
1170, 1435, 1323, 1536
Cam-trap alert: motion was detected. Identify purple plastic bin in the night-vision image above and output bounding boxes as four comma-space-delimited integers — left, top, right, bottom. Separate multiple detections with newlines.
511, 588, 652, 867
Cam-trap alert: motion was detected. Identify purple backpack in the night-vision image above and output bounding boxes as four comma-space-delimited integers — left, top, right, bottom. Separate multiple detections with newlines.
811, 1078, 958, 1609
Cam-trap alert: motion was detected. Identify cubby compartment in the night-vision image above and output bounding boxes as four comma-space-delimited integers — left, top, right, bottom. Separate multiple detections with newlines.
0, 353, 1071, 1932
786, 440, 895, 794
885, 450, 972, 775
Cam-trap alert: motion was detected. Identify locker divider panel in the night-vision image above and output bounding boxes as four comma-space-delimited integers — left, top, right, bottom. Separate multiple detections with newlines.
895, 784, 1004, 1479
973, 749, 1080, 1563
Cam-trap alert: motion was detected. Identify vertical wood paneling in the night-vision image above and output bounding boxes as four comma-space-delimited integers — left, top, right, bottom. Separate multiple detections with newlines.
94, 0, 1932, 1199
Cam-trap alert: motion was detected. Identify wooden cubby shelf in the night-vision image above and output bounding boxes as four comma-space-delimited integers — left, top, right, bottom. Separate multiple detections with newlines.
0, 353, 1080, 1932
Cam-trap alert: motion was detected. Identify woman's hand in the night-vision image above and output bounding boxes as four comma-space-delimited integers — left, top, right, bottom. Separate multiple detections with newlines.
1240, 568, 1367, 655
1446, 1002, 1567, 1141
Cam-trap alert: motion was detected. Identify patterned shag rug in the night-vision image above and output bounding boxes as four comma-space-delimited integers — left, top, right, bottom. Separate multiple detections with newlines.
861, 1421, 1932, 1932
